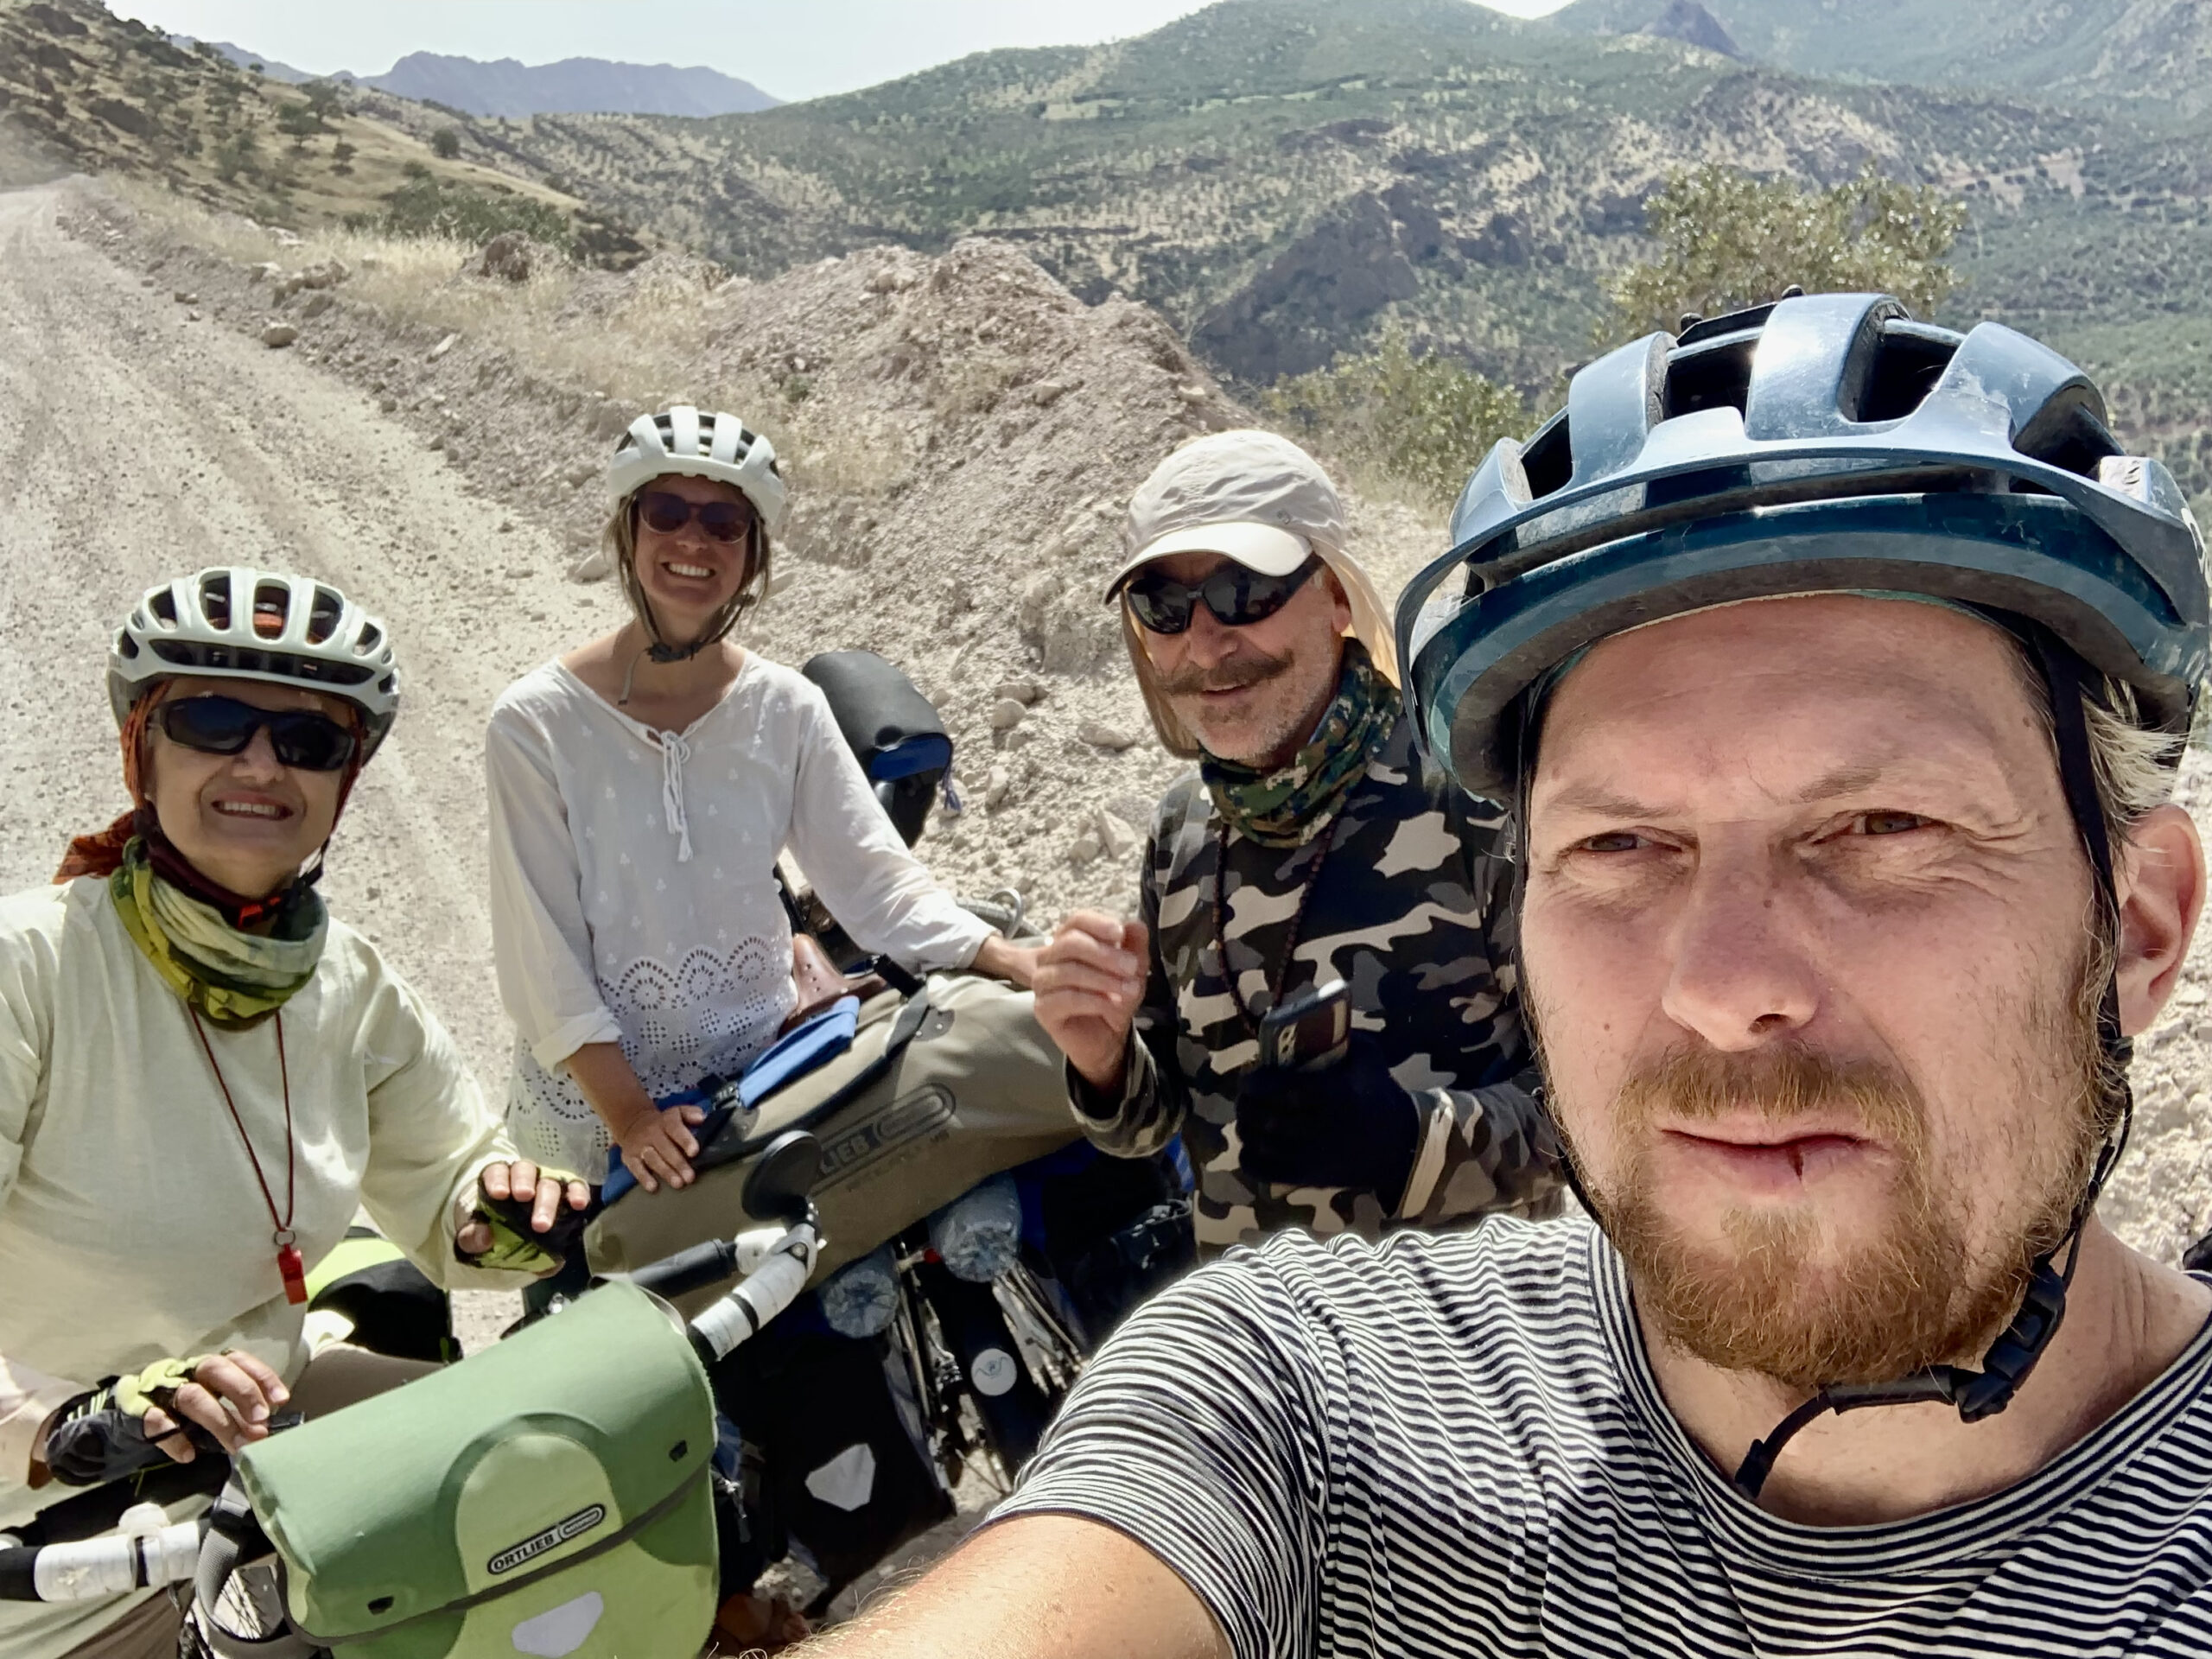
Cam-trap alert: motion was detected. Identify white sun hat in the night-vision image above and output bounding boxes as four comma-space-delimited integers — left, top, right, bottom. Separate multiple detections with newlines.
1107, 429, 1399, 685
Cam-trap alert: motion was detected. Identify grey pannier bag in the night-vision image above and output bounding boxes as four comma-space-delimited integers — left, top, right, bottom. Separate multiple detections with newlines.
583, 974, 1081, 1309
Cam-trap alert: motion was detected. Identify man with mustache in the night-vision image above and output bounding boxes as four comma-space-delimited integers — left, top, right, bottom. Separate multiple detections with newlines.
1032, 429, 1561, 1253
785, 298, 2212, 1655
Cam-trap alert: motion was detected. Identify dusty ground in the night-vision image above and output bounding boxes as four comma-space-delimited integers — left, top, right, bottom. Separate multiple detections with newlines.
6, 167, 2212, 1331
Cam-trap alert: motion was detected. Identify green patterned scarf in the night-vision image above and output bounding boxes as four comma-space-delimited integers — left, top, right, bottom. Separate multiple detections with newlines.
1200, 641, 1397, 848
110, 840, 327, 1029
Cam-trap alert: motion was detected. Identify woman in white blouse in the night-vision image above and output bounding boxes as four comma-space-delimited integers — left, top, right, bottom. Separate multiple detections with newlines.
488, 406, 1036, 1195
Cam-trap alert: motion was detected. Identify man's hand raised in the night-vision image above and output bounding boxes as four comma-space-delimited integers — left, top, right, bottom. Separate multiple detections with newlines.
1033, 912, 1148, 1097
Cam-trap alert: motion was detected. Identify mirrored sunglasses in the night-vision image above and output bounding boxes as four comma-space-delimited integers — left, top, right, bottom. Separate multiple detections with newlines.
157, 695, 359, 772
1121, 556, 1321, 635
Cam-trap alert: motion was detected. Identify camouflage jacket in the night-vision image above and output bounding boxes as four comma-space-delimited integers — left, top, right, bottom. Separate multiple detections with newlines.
1071, 707, 1562, 1254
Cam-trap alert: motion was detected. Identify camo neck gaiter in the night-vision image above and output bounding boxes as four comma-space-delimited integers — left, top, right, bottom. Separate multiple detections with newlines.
1200, 640, 1396, 849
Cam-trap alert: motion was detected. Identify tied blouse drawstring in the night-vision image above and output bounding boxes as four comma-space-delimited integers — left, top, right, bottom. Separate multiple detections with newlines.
657, 729, 694, 862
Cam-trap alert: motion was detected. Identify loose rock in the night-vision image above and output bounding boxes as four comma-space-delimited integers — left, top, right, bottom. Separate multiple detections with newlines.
1093, 809, 1136, 861
1078, 721, 1137, 752
983, 765, 1013, 810
989, 697, 1027, 731
300, 292, 334, 320
260, 323, 298, 348
994, 677, 1044, 705
570, 549, 613, 582
429, 333, 461, 362
172, 289, 195, 304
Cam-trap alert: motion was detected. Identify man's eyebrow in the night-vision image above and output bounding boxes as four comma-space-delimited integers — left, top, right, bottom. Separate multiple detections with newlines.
1539, 763, 1922, 818
1538, 783, 1667, 818
1785, 763, 1890, 804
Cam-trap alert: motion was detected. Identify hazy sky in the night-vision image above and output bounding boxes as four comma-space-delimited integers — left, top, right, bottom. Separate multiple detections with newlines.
112, 0, 1573, 103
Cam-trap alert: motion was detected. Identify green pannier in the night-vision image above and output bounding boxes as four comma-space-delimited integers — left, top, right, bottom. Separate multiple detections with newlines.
233, 1283, 716, 1658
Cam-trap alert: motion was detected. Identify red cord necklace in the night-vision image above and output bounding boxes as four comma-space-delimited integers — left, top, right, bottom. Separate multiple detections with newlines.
188, 1007, 305, 1306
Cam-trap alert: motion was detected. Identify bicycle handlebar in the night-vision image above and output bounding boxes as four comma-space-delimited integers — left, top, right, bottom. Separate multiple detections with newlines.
0, 1507, 205, 1603
6, 1205, 823, 1607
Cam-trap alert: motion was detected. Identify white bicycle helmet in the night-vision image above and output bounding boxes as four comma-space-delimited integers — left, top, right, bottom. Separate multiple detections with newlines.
607, 405, 787, 534
109, 568, 401, 758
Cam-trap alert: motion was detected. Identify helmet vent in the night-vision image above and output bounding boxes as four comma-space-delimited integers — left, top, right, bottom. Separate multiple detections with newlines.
1856, 321, 1957, 423
149, 590, 177, 626
1519, 413, 1573, 501
199, 572, 232, 631
308, 587, 345, 645
1663, 336, 1756, 421
2013, 391, 2121, 481
357, 621, 384, 653
252, 581, 290, 640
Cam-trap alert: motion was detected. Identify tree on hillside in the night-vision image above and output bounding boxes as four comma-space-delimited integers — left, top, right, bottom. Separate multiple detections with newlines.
275, 102, 323, 150
1265, 330, 1529, 510
1606, 162, 1968, 341
430, 127, 461, 160
302, 79, 344, 122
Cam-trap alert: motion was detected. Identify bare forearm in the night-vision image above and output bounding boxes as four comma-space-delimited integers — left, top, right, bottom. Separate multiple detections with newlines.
560, 1042, 655, 1136
971, 933, 1039, 988
793, 1516, 1227, 1659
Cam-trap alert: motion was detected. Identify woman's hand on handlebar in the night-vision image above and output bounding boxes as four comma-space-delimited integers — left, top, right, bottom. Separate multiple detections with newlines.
611, 1101, 707, 1194
971, 932, 1040, 988
458, 1160, 593, 1255
143, 1351, 289, 1459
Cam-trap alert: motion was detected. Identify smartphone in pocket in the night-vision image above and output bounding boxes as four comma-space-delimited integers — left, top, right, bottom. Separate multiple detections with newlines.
1257, 977, 1351, 1072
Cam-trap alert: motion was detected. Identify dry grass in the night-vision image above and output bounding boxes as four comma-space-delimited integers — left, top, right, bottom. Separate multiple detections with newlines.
114, 177, 790, 427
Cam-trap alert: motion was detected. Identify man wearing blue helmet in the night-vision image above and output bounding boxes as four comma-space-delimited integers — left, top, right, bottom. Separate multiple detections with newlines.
781, 296, 2212, 1656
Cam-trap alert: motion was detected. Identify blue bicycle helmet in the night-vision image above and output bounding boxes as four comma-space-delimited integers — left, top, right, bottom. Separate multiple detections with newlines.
1398, 291, 2209, 808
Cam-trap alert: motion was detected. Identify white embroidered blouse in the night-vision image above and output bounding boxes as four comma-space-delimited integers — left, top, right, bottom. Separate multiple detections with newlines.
486, 655, 992, 1179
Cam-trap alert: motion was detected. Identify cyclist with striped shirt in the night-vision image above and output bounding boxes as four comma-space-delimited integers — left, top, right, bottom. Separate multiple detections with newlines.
787, 299, 2212, 1656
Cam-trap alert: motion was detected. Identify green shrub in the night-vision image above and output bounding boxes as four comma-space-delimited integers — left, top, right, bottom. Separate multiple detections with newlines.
429, 127, 461, 160
1606, 162, 1967, 342
353, 175, 574, 251
1265, 330, 1528, 509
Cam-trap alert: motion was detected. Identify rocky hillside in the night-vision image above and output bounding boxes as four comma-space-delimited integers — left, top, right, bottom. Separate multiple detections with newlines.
0, 0, 639, 257
1554, 0, 2212, 121
473, 0, 2135, 385
426, 0, 2212, 512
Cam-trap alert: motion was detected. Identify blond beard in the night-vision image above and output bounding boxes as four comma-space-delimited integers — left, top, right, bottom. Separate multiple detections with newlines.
1552, 963, 2107, 1392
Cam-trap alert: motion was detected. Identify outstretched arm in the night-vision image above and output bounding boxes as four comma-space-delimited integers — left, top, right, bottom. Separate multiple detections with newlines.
793, 1515, 1228, 1659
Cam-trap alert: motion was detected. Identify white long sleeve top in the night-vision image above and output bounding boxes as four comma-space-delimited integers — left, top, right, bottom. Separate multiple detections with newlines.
486, 655, 992, 1181
0, 879, 520, 1659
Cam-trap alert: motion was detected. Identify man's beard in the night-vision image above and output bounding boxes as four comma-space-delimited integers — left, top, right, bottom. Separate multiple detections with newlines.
1156, 642, 1307, 760
1561, 965, 2109, 1392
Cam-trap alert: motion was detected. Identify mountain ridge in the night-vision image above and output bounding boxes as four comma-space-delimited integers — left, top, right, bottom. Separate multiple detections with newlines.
362, 51, 779, 119
1549, 0, 2212, 119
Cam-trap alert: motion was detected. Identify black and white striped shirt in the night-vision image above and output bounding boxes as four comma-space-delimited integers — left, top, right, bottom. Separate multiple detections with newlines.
997, 1217, 2212, 1656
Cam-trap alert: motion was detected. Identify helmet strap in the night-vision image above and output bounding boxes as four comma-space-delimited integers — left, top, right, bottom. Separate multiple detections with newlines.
1732, 623, 2134, 1503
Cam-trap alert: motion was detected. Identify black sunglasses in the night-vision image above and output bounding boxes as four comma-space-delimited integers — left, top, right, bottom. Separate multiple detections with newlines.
635, 490, 756, 543
1121, 556, 1321, 635
157, 696, 359, 772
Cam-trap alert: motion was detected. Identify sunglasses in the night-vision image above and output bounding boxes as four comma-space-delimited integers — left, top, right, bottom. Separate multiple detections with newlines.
156, 696, 359, 772
1121, 557, 1321, 635
635, 490, 757, 543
